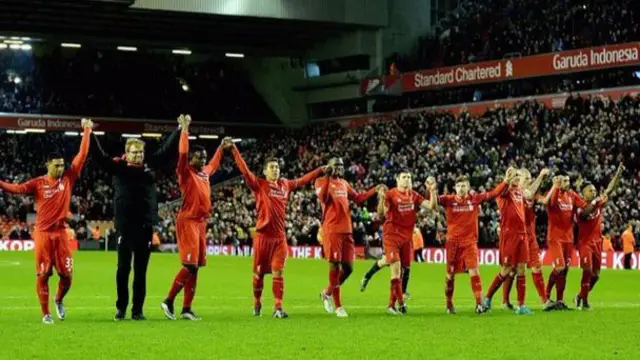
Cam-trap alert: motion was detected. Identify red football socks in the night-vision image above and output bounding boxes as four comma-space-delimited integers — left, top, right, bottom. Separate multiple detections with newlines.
445, 277, 455, 308
391, 278, 403, 307
531, 271, 548, 303
470, 275, 483, 305
272, 275, 284, 309
167, 268, 190, 301
183, 271, 198, 309
37, 274, 50, 316
516, 274, 526, 306
546, 269, 559, 297
55, 276, 72, 303
486, 273, 505, 299
253, 276, 264, 307
388, 285, 396, 308
501, 274, 514, 304
556, 271, 567, 302
579, 269, 592, 302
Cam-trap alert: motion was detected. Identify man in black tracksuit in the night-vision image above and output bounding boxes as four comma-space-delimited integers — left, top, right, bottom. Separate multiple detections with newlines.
92, 126, 180, 320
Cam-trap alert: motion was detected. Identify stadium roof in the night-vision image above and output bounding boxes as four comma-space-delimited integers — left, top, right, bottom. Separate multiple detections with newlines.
0, 0, 368, 56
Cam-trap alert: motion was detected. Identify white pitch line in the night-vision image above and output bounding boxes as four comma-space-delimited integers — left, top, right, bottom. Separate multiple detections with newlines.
0, 261, 21, 266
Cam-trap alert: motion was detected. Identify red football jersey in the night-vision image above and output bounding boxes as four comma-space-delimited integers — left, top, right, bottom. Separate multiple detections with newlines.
547, 188, 588, 243
0, 127, 91, 231
524, 195, 540, 241
232, 146, 322, 240
439, 182, 507, 244
382, 188, 425, 241
176, 131, 223, 220
496, 186, 527, 237
314, 177, 376, 234
576, 204, 604, 245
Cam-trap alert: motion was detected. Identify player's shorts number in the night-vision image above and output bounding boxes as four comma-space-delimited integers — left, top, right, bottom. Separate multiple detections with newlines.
65, 257, 74, 272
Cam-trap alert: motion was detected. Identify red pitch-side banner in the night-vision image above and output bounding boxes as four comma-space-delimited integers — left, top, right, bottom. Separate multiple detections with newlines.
0, 114, 226, 135
154, 244, 640, 271
342, 85, 640, 127
420, 247, 640, 270
361, 42, 640, 94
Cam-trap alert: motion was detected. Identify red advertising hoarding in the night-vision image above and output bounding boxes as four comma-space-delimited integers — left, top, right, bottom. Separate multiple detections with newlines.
0, 114, 226, 135
361, 42, 640, 94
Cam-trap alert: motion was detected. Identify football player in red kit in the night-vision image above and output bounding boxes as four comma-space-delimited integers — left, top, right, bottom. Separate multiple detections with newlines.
227, 138, 325, 318
0, 119, 93, 324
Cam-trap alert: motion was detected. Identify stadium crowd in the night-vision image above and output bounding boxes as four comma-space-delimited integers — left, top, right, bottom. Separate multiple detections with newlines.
1, 92, 639, 252
392, 0, 639, 72
0, 48, 276, 122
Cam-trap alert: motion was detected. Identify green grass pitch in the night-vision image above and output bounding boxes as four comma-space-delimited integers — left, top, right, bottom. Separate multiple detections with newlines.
0, 251, 639, 360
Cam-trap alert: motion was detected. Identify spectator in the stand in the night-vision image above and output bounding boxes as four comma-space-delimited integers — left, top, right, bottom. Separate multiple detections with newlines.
395, 0, 639, 72
2, 94, 640, 253
621, 223, 636, 270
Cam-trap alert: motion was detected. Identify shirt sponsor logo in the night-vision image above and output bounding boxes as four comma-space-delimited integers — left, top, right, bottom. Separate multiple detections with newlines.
269, 185, 287, 199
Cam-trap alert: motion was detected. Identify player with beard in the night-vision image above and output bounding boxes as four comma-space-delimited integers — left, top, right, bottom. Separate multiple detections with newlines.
429, 175, 510, 314
359, 170, 434, 315
316, 158, 381, 317
543, 174, 597, 310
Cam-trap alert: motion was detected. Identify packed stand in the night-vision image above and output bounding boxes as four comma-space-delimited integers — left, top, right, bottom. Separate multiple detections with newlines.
0, 46, 277, 123
390, 0, 640, 73
155, 93, 640, 250
2, 95, 640, 252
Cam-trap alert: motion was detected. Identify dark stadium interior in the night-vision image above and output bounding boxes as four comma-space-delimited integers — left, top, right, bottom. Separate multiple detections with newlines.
0, 0, 364, 56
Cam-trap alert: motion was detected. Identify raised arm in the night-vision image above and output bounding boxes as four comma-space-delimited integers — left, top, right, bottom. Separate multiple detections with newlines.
423, 177, 438, 210
91, 133, 122, 174
68, 123, 93, 180
427, 179, 438, 210
524, 169, 549, 200
604, 164, 624, 197
176, 129, 190, 180
204, 146, 224, 177
547, 185, 560, 208
377, 189, 390, 217
148, 128, 180, 169
230, 144, 259, 190
475, 180, 509, 203
347, 183, 377, 204
288, 167, 324, 191
0, 178, 38, 195
538, 185, 555, 205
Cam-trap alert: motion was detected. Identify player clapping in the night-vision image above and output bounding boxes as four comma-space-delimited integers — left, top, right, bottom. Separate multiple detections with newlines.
429, 175, 509, 314
501, 168, 555, 311
362, 170, 434, 315
484, 167, 548, 315
543, 173, 599, 310
574, 164, 624, 310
